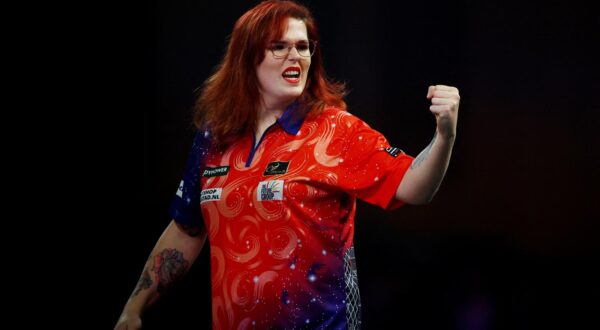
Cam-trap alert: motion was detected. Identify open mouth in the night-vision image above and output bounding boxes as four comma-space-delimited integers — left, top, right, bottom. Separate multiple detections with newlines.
282, 67, 301, 83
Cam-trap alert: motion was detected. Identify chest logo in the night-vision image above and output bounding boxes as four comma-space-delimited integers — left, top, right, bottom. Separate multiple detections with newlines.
201, 188, 222, 203
257, 180, 284, 201
385, 147, 403, 158
263, 161, 290, 176
202, 166, 230, 177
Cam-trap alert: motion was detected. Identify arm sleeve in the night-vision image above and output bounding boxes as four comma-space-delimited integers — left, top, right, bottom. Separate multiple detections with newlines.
168, 130, 211, 227
333, 114, 414, 210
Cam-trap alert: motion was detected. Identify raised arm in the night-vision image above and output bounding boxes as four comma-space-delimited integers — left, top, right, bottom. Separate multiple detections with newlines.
396, 85, 460, 205
114, 220, 207, 330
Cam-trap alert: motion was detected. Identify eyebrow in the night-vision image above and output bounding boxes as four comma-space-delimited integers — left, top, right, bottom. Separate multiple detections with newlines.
272, 39, 309, 43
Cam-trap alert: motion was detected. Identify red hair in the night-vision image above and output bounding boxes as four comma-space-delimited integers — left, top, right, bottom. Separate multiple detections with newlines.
193, 0, 346, 148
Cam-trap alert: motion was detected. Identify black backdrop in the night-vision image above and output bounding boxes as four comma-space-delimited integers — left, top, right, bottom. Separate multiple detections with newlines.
53, 0, 598, 329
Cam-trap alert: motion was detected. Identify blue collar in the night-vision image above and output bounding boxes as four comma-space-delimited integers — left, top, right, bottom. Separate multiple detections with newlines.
276, 100, 306, 135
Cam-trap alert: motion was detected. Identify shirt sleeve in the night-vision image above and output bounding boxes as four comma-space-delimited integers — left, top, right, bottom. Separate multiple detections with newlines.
332, 114, 414, 210
168, 130, 212, 227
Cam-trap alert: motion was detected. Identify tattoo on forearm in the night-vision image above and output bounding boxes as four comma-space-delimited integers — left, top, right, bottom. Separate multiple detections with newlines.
410, 133, 437, 170
152, 249, 190, 294
133, 268, 153, 297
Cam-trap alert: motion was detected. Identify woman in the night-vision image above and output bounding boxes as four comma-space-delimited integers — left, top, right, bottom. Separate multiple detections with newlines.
115, 0, 459, 329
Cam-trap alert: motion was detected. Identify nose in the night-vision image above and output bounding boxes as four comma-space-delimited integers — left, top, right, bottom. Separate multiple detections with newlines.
287, 46, 301, 60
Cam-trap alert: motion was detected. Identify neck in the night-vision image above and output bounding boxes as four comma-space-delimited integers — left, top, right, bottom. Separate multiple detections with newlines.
254, 98, 295, 144
257, 105, 284, 123
258, 96, 291, 119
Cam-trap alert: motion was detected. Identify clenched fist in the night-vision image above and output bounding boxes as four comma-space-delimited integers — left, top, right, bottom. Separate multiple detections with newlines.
427, 85, 460, 140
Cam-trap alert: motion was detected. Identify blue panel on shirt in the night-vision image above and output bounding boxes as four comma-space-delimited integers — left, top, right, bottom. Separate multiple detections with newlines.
169, 130, 211, 227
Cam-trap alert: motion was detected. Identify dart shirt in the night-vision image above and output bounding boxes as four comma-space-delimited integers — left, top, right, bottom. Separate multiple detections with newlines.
170, 104, 414, 329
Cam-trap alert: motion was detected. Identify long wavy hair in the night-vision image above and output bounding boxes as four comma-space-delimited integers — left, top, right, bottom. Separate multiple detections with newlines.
193, 0, 346, 148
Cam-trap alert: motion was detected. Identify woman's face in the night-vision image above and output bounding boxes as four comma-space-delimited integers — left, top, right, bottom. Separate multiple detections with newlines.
256, 18, 311, 110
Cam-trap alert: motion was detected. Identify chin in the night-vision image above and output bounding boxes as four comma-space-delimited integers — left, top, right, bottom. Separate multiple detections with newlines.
281, 89, 303, 99
292, 85, 307, 95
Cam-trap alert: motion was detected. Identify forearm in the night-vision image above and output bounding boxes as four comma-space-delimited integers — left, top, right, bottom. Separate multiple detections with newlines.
121, 220, 207, 315
396, 132, 455, 204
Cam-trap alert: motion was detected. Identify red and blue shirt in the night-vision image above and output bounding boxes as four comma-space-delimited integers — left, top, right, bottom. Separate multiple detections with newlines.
171, 104, 413, 329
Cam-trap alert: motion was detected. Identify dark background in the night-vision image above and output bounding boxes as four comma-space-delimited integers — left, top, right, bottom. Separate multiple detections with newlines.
53, 0, 598, 328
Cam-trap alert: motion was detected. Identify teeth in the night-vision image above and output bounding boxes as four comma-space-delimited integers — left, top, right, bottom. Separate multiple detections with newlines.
283, 72, 299, 78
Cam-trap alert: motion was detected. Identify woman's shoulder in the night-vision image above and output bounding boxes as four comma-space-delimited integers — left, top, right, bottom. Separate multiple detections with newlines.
320, 105, 347, 116
316, 105, 366, 128
314, 105, 354, 122
301, 106, 372, 140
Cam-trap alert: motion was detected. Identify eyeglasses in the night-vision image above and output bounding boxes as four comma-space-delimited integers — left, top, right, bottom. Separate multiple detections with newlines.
268, 40, 317, 58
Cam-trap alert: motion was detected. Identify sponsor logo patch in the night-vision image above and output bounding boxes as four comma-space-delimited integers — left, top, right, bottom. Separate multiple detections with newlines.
200, 188, 222, 203
202, 166, 230, 177
263, 161, 290, 176
176, 180, 184, 197
257, 180, 284, 201
385, 147, 403, 158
